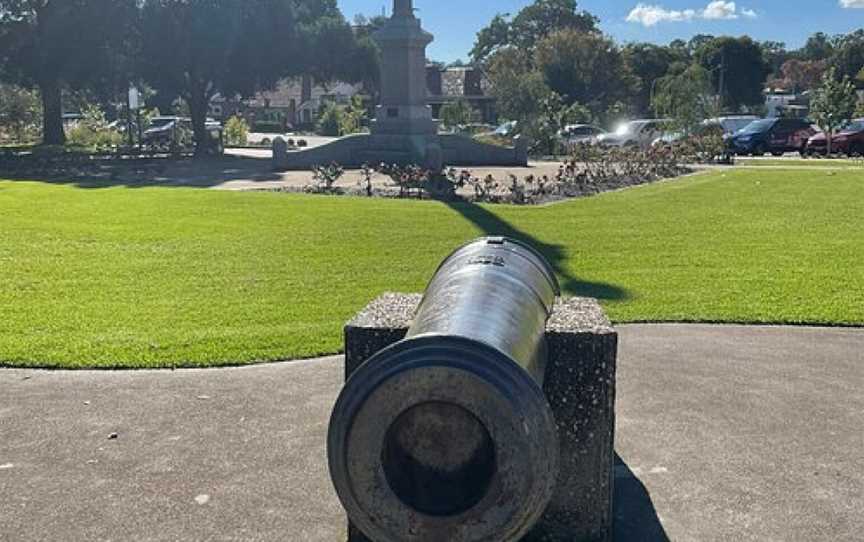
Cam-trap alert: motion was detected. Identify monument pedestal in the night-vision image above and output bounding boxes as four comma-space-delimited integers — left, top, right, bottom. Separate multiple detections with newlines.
272, 0, 529, 171
342, 293, 618, 542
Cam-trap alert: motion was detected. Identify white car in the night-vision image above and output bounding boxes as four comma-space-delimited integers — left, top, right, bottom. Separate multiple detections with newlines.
559, 124, 606, 148
596, 119, 672, 148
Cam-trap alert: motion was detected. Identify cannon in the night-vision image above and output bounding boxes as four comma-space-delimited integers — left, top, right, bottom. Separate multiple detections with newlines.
329, 237, 618, 542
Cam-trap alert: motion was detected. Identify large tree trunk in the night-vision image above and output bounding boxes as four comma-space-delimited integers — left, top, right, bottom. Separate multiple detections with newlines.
40, 79, 66, 146
188, 86, 210, 157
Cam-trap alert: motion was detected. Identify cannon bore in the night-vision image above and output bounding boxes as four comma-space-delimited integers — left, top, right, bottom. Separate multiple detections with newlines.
328, 237, 561, 542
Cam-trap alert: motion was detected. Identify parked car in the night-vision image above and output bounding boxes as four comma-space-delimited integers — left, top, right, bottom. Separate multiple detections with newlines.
62, 113, 84, 128
142, 116, 224, 154
726, 118, 816, 156
805, 118, 864, 157
494, 121, 518, 137
713, 115, 761, 135
458, 123, 497, 136
559, 124, 606, 148
652, 116, 759, 148
596, 120, 672, 148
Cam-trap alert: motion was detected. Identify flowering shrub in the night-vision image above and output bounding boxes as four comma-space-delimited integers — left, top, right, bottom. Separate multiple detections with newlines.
307, 162, 345, 194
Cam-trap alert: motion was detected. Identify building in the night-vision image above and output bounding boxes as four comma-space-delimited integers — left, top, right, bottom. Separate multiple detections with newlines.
210, 65, 499, 133
426, 66, 497, 125
210, 76, 364, 132
765, 91, 810, 118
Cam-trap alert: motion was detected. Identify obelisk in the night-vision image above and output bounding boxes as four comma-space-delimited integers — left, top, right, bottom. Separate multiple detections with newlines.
371, 0, 437, 137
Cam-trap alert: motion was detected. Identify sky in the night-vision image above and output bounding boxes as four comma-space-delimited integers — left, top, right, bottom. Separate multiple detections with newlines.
337, 0, 864, 62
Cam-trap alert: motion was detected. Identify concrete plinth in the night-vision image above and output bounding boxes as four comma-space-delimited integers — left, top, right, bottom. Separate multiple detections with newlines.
341, 293, 618, 542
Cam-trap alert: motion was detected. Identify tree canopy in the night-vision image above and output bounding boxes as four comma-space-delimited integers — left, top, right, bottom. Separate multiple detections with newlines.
0, 0, 138, 144
696, 36, 768, 111
534, 29, 637, 115
470, 0, 598, 63
652, 65, 717, 134
830, 30, 864, 87
623, 43, 687, 115
140, 0, 302, 153
810, 67, 858, 153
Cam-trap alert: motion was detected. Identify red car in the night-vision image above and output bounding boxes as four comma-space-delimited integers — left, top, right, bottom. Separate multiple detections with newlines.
805, 119, 864, 157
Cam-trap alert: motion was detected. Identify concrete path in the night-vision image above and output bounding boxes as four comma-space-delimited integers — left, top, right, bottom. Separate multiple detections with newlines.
1, 325, 862, 541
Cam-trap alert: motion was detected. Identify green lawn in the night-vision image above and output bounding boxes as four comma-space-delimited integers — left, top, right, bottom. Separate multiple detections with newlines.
736, 157, 863, 168
1, 168, 862, 369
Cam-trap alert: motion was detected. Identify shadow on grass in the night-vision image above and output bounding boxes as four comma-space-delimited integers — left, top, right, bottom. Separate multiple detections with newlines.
0, 153, 284, 189
442, 200, 630, 301
614, 454, 670, 541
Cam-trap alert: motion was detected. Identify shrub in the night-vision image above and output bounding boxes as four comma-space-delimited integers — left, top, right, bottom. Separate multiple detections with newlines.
224, 116, 249, 147
66, 105, 122, 151
440, 100, 474, 130
316, 98, 366, 138
316, 103, 344, 137
376, 163, 432, 198
307, 162, 345, 194
0, 84, 42, 144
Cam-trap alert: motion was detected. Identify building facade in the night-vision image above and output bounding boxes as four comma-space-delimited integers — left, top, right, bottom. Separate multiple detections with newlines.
210, 76, 364, 132
426, 66, 497, 125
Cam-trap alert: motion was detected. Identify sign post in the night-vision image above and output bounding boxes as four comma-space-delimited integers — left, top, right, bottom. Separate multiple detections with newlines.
128, 87, 141, 150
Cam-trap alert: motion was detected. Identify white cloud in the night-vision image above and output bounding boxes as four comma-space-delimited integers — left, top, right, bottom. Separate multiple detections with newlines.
703, 1, 738, 19
626, 4, 696, 26
840, 0, 864, 8
626, 1, 759, 26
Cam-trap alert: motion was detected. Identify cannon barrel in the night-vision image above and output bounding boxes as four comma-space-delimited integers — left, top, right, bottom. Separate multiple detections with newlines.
328, 237, 561, 542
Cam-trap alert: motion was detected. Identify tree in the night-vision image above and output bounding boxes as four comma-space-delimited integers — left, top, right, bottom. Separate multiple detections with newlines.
830, 30, 864, 86
760, 41, 789, 78
810, 68, 858, 154
0, 83, 42, 143
687, 34, 716, 55
439, 100, 474, 130
470, 0, 597, 63
623, 43, 686, 115
799, 32, 835, 62
299, 1, 361, 85
696, 36, 769, 111
770, 59, 827, 93
0, 0, 138, 145
141, 0, 305, 155
485, 48, 554, 124
470, 14, 512, 64
652, 65, 718, 134
534, 29, 638, 118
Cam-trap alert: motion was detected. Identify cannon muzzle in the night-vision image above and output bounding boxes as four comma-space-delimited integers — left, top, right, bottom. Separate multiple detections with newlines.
328, 237, 561, 541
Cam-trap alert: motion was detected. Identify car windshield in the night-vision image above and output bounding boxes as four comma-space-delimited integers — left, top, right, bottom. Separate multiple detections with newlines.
149, 118, 174, 128
840, 120, 864, 133
740, 119, 776, 134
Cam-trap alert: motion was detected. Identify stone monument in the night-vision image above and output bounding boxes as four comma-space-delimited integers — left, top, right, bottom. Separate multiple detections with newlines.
273, 0, 528, 171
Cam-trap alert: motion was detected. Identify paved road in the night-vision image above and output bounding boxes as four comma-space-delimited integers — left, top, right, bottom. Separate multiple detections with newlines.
1, 324, 862, 541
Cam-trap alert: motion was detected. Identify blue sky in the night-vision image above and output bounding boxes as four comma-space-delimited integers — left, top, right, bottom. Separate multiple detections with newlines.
337, 0, 864, 62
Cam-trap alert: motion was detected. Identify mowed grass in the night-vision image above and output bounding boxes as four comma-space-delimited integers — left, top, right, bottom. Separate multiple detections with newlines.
736, 157, 863, 168
1, 167, 862, 368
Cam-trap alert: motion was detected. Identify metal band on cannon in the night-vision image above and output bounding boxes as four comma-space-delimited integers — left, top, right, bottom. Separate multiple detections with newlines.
328, 238, 562, 541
